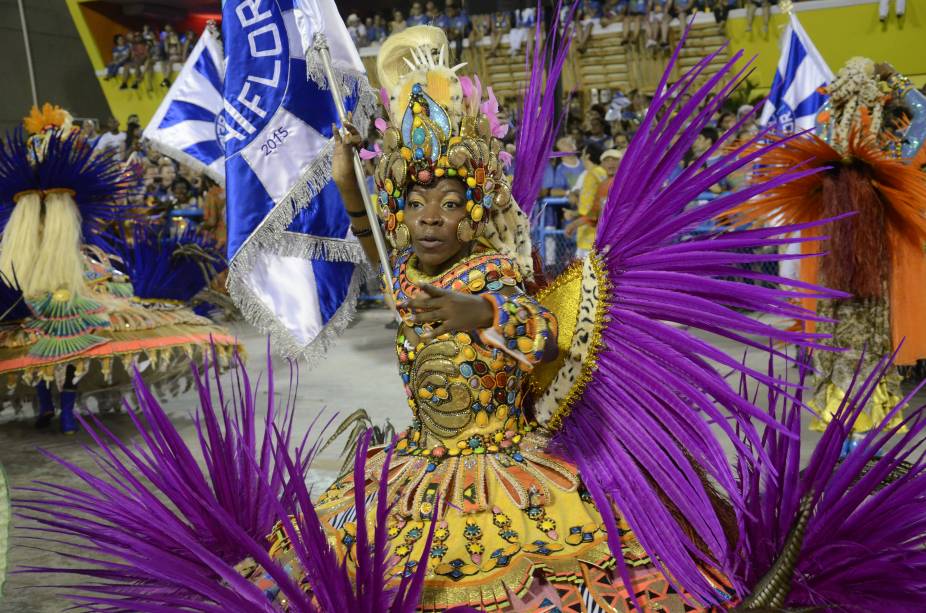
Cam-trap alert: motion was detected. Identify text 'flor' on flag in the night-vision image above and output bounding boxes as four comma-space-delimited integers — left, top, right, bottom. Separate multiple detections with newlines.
147, 1, 377, 361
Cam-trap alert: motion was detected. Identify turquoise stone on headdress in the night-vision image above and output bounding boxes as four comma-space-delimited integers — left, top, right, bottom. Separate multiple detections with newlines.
401, 84, 452, 165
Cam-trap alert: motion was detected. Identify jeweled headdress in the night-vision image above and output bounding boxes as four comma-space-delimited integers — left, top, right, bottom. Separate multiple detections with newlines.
372, 27, 531, 276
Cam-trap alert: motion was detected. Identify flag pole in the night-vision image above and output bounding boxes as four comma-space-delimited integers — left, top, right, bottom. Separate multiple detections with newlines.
312, 33, 399, 315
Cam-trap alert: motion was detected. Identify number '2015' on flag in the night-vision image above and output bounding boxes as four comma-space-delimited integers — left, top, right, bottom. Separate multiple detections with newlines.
221, 0, 376, 360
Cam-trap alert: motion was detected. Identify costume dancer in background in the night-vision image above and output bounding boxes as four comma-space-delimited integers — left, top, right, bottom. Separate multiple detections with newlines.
0, 104, 240, 432
733, 58, 926, 452
14, 25, 926, 613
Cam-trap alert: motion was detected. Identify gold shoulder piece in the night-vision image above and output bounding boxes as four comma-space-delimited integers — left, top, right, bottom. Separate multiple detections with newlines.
531, 252, 610, 431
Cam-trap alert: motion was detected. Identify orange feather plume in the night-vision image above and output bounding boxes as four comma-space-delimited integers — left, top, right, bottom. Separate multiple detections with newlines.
727, 130, 926, 363
23, 103, 68, 135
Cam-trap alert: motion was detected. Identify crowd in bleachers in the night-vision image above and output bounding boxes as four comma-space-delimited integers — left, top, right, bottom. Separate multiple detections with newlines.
74, 113, 226, 247
103, 20, 220, 92
344, 0, 782, 52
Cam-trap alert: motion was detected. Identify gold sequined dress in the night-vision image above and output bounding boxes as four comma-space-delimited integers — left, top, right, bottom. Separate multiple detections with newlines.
240, 248, 731, 612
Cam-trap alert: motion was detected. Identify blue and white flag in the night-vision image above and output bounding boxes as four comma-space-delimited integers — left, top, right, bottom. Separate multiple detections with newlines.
143, 29, 226, 183
220, 0, 376, 359
759, 11, 832, 133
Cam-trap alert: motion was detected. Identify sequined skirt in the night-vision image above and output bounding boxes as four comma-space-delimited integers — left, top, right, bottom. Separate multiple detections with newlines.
239, 429, 733, 612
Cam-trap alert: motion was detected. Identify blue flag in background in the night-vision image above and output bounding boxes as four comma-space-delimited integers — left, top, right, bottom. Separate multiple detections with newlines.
221, 0, 375, 359
759, 11, 833, 133
143, 29, 226, 183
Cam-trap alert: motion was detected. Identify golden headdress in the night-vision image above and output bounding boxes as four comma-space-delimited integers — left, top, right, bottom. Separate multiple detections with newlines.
373, 27, 531, 275
826, 57, 885, 151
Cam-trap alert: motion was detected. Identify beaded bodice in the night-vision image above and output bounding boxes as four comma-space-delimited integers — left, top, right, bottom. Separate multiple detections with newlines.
389, 249, 555, 459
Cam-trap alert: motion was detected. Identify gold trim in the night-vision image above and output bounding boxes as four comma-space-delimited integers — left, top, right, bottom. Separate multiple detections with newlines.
537, 251, 612, 432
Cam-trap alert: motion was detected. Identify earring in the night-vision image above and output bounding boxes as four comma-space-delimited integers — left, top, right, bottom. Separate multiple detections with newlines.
393, 223, 410, 250
457, 219, 475, 243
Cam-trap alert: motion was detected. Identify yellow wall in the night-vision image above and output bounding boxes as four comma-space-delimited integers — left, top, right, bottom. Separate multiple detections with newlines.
726, 0, 926, 93
66, 0, 166, 128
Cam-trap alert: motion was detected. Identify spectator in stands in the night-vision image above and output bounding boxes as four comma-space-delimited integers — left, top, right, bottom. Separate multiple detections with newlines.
649, 0, 669, 48
565, 142, 608, 258
120, 32, 146, 90
104, 34, 131, 81
182, 30, 197, 58
158, 159, 177, 193
575, 0, 602, 54
201, 178, 227, 247
680, 126, 730, 196
124, 120, 142, 159
716, 111, 737, 133
425, 1, 441, 22
542, 134, 585, 197
346, 14, 368, 47
567, 97, 584, 125
711, 0, 737, 32
80, 119, 99, 141
669, 0, 692, 39
621, 90, 648, 126
746, 0, 771, 35
622, 0, 649, 46
599, 0, 623, 28
611, 130, 630, 150
171, 177, 198, 209
162, 25, 183, 87
736, 121, 759, 143
366, 16, 387, 44
125, 137, 146, 163
571, 147, 622, 256
585, 115, 610, 149
488, 11, 511, 57
443, 1, 469, 60
390, 9, 408, 34
142, 24, 157, 45
509, 7, 536, 55
567, 120, 585, 150
469, 14, 490, 49
95, 117, 126, 156
407, 2, 429, 26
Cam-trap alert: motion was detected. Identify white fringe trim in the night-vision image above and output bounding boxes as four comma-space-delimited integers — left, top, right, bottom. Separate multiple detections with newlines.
229, 260, 363, 366
226, 69, 377, 363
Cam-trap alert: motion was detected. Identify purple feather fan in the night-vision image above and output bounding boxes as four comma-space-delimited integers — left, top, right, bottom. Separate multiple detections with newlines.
14, 343, 478, 612
510, 0, 578, 214
733, 349, 926, 609
14, 343, 311, 610
551, 25, 849, 605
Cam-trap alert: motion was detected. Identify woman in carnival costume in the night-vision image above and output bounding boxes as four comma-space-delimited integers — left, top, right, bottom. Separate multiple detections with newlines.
14, 25, 926, 613
731, 58, 926, 450
0, 104, 240, 433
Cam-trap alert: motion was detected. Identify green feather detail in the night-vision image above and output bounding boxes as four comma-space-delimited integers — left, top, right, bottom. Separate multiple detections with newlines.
26, 291, 111, 338
107, 282, 135, 298
27, 333, 109, 359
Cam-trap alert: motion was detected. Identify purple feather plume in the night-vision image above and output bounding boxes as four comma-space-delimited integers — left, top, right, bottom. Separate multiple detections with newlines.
14, 343, 309, 610
733, 349, 926, 609
552, 24, 848, 605
14, 343, 477, 612
510, 0, 578, 213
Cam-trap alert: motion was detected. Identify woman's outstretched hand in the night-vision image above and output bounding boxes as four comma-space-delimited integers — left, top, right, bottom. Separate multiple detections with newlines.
401, 284, 495, 341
